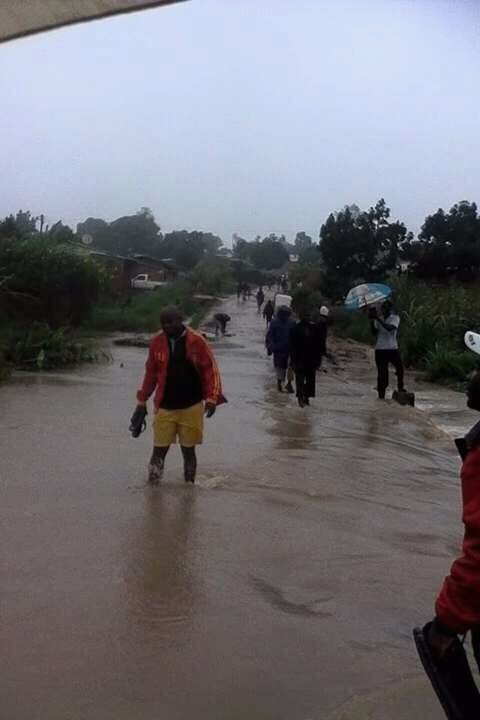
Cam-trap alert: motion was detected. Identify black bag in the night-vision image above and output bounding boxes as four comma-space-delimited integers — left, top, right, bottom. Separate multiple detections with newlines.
454, 438, 468, 461
129, 405, 147, 438
392, 389, 415, 407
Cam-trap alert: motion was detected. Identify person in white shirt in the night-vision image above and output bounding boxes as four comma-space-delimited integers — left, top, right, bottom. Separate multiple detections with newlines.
369, 300, 405, 400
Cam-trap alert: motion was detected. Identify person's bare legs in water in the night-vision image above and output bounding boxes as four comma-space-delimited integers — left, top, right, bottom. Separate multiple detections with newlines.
149, 445, 197, 484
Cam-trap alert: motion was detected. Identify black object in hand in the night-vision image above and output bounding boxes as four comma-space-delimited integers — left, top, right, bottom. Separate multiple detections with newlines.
454, 438, 468, 461
129, 405, 147, 438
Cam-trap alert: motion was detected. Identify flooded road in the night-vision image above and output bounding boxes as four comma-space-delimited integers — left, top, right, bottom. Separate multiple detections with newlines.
1, 297, 476, 719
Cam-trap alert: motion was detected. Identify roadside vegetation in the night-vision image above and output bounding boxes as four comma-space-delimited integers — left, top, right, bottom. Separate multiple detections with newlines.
0, 212, 236, 378
86, 282, 204, 333
288, 199, 480, 386
2, 199, 480, 387
333, 277, 480, 384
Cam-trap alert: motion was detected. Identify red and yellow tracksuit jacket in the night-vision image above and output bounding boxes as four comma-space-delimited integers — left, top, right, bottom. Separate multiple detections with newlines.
435, 445, 480, 633
136, 328, 226, 411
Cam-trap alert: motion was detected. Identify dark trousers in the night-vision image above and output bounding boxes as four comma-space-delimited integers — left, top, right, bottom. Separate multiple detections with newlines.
295, 368, 316, 399
375, 349, 404, 398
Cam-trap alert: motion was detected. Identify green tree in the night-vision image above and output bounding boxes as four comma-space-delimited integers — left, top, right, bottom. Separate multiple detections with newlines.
319, 199, 407, 299
248, 236, 290, 270
156, 230, 223, 270
15, 210, 37, 237
0, 235, 103, 327
403, 201, 480, 280
48, 220, 75, 243
76, 209, 161, 257
294, 231, 312, 254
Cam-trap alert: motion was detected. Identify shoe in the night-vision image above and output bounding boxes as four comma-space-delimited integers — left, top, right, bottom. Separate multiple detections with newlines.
304, 397, 310, 406
277, 380, 283, 392
413, 622, 480, 719
148, 461, 163, 485
184, 466, 196, 484
285, 382, 294, 394
298, 397, 305, 407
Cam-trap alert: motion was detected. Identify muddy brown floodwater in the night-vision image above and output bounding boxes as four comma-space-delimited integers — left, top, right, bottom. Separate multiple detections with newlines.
1, 297, 478, 719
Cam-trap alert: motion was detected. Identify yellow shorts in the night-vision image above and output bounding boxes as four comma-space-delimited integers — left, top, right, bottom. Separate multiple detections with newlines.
153, 402, 204, 447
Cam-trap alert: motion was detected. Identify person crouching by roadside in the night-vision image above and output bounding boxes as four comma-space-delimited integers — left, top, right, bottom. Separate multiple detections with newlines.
413, 371, 480, 718
132, 306, 226, 485
266, 305, 295, 392
214, 312, 231, 337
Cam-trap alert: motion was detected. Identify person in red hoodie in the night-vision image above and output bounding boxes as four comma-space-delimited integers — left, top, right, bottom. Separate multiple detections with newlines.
414, 370, 480, 719
131, 306, 226, 485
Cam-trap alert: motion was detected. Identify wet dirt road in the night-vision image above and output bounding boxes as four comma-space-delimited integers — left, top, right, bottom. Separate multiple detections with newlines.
1, 297, 477, 719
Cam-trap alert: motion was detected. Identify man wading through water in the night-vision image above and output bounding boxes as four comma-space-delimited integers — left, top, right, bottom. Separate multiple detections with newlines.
369, 299, 405, 400
132, 307, 225, 484
414, 371, 480, 719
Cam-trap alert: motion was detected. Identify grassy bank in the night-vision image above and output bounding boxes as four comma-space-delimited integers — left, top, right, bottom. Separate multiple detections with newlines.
0, 283, 217, 378
84, 283, 207, 334
0, 321, 110, 374
332, 277, 480, 385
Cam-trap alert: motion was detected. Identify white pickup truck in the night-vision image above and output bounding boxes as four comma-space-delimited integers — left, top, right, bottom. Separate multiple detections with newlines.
131, 273, 166, 290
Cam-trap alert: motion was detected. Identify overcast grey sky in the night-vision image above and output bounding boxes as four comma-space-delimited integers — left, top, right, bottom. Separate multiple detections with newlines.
0, 0, 479, 245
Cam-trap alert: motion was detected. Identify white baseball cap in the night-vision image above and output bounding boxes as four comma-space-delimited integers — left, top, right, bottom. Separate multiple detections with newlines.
320, 305, 329, 316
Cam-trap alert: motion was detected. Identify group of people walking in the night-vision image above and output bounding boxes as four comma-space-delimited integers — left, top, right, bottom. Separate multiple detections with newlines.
265, 303, 329, 407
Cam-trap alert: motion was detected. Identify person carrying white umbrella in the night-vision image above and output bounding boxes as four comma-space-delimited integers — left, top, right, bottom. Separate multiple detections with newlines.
368, 299, 405, 400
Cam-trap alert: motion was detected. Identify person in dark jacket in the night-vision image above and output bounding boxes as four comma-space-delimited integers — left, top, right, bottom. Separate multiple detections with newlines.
263, 299, 274, 327
413, 370, 480, 718
265, 305, 295, 392
290, 308, 324, 407
256, 287, 265, 313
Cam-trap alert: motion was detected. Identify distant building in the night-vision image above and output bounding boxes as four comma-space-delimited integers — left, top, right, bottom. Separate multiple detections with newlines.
88, 251, 178, 294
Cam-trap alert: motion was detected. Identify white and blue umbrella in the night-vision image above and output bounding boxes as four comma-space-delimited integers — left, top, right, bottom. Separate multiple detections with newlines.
344, 283, 392, 311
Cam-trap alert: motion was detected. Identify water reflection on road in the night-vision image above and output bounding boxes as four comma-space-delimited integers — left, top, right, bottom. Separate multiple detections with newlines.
124, 490, 198, 632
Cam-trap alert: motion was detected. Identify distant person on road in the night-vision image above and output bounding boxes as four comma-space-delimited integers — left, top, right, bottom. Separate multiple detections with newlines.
290, 308, 323, 407
256, 287, 265, 314
369, 300, 405, 400
266, 305, 295, 392
237, 282, 242, 302
132, 306, 226, 485
263, 299, 274, 327
414, 370, 480, 718
214, 312, 231, 337
315, 306, 330, 365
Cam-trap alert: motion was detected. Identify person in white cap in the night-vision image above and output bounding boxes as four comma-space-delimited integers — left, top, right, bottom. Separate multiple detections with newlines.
317, 306, 330, 363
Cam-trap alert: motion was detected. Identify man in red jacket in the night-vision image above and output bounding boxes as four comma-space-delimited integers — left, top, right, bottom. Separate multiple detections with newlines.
414, 370, 480, 719
133, 306, 225, 485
